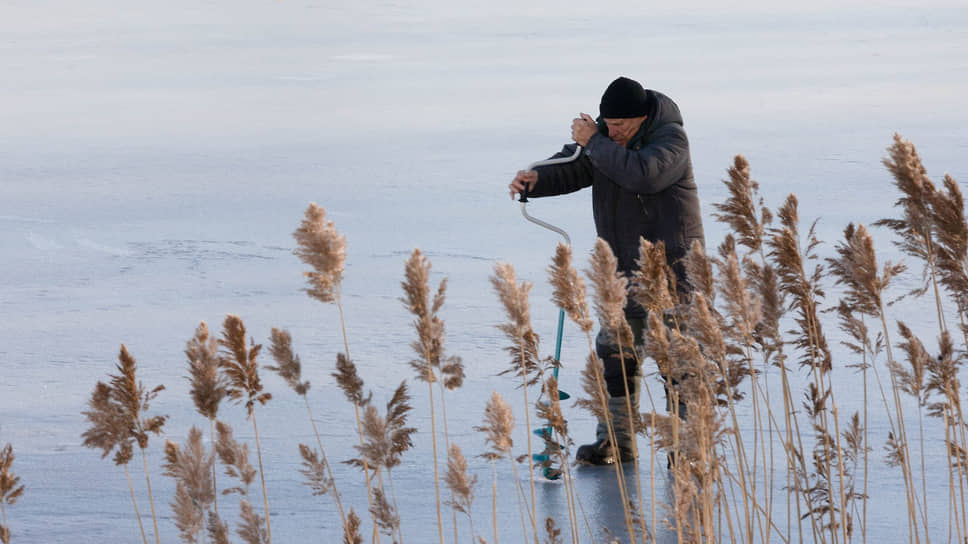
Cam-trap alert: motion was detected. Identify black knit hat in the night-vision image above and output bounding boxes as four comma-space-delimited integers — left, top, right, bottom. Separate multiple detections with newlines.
599, 76, 651, 118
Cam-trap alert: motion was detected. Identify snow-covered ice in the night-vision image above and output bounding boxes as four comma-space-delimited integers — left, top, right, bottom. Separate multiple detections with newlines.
1, 1, 967, 542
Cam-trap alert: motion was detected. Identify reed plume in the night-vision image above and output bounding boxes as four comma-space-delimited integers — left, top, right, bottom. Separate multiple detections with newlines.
219, 315, 271, 416
163, 427, 216, 543
574, 354, 608, 424
81, 344, 167, 544
718, 236, 772, 539
532, 372, 582, 543
768, 196, 833, 372
332, 352, 380, 540
476, 391, 527, 544
586, 239, 633, 347
894, 321, 935, 535
767, 194, 846, 541
403, 248, 461, 544
925, 331, 968, 539
0, 444, 24, 544
333, 353, 369, 407
298, 444, 333, 496
534, 375, 569, 472
586, 238, 640, 541
490, 260, 542, 542
208, 512, 230, 544
186, 322, 227, 420
293, 202, 346, 305
478, 391, 515, 461
218, 314, 273, 542
544, 517, 563, 544
874, 134, 940, 307
712, 155, 772, 254
684, 240, 716, 304
400, 247, 464, 541
545, 241, 596, 542
644, 327, 727, 542
828, 222, 919, 540
630, 237, 676, 320
215, 421, 268, 544
214, 420, 257, 497
383, 381, 417, 472
833, 299, 878, 540
350, 405, 390, 473
267, 328, 349, 534
491, 262, 541, 384
548, 242, 594, 334
266, 328, 308, 396
344, 509, 363, 544
927, 174, 968, 347
345, 382, 415, 543
185, 321, 227, 514
238, 499, 268, 544
370, 487, 400, 540
445, 444, 478, 540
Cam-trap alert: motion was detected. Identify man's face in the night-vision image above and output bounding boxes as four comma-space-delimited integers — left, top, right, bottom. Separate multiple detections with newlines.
603, 115, 647, 148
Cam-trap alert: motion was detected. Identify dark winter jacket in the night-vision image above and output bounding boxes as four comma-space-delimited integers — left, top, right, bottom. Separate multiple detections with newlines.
529, 90, 705, 318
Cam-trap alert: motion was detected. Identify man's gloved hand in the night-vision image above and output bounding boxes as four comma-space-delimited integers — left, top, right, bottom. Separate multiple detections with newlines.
509, 170, 538, 200
571, 112, 597, 146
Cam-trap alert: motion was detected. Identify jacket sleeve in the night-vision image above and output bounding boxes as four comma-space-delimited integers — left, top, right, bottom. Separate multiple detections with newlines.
527, 143, 595, 198
583, 124, 690, 195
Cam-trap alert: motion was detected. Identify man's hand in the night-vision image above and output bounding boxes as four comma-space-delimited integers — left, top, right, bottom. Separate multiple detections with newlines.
509, 169, 538, 199
571, 112, 597, 146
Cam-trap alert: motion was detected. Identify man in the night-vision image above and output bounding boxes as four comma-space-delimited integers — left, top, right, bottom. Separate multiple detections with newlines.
508, 76, 705, 465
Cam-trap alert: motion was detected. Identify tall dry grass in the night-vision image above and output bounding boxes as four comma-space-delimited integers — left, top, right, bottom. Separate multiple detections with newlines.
267, 327, 350, 535
81, 344, 167, 544
218, 314, 273, 543
490, 261, 544, 543
185, 321, 227, 516
0, 444, 24, 544
65, 133, 968, 544
402, 248, 455, 544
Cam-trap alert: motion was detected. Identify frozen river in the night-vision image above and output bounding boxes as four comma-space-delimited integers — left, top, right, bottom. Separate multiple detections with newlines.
2, 1, 967, 542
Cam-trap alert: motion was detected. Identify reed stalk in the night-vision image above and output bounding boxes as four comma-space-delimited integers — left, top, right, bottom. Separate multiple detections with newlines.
402, 248, 461, 544
217, 315, 273, 542
185, 322, 227, 517
125, 464, 150, 544
81, 345, 167, 544
267, 327, 349, 535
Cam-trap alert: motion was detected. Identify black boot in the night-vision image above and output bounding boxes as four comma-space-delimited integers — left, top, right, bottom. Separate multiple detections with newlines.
575, 437, 634, 466
576, 397, 637, 465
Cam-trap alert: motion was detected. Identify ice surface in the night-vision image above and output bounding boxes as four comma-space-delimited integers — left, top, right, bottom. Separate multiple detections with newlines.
1, 1, 967, 542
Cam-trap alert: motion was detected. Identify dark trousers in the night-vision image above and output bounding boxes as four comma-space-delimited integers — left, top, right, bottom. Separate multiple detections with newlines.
592, 316, 685, 445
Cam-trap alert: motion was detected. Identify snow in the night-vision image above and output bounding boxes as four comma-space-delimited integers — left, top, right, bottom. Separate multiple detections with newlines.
1, 1, 967, 542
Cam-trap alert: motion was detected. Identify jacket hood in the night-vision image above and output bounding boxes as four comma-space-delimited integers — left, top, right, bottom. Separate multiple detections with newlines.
641, 90, 683, 133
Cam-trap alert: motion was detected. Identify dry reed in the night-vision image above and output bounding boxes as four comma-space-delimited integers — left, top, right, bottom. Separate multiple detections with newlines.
214, 420, 257, 496
402, 248, 456, 544
81, 344, 167, 544
490, 261, 542, 542
344, 509, 363, 544
0, 444, 24, 544
347, 383, 416, 542
185, 321, 227, 516
60, 138, 968, 543
218, 314, 273, 542
444, 444, 478, 540
163, 426, 216, 543
293, 202, 346, 307
208, 512, 230, 544
586, 238, 640, 542
476, 390, 521, 544
267, 327, 349, 535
